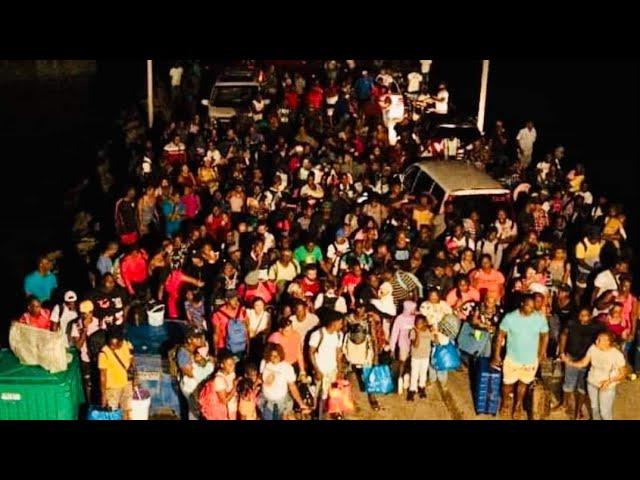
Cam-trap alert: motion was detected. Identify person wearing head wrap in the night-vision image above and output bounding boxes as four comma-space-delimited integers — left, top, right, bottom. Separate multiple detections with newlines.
370, 281, 398, 343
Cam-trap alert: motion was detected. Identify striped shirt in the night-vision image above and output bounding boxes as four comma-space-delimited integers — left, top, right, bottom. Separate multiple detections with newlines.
391, 271, 420, 306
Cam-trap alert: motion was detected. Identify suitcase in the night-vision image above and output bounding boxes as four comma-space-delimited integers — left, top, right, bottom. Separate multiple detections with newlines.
527, 380, 551, 420
473, 357, 502, 415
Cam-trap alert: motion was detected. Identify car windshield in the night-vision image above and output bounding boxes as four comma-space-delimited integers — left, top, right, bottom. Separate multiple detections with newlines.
448, 192, 513, 222
212, 86, 257, 108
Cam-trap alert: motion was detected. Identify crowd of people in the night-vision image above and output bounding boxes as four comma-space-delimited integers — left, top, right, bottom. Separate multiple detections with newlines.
16, 59, 637, 421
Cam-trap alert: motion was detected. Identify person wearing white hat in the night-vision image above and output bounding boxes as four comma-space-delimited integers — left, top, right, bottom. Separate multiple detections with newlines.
50, 290, 79, 335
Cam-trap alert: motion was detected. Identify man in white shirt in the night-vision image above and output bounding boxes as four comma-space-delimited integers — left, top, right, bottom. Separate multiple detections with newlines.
419, 60, 432, 88
169, 63, 184, 101
428, 82, 449, 115
516, 121, 537, 168
407, 71, 423, 95
308, 315, 344, 403
375, 69, 394, 87
50, 290, 79, 337
289, 301, 320, 348
575, 182, 593, 206
591, 259, 629, 303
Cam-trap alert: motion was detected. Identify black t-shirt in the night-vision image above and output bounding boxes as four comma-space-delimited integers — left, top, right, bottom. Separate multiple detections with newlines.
565, 320, 606, 360
88, 286, 129, 326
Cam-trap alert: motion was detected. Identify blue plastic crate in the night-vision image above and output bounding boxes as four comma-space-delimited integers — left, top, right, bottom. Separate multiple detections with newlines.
474, 357, 502, 415
136, 354, 183, 419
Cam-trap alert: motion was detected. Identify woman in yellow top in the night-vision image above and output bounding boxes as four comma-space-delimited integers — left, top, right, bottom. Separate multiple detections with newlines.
98, 327, 136, 420
198, 156, 218, 195
567, 164, 586, 193
412, 194, 434, 230
602, 205, 626, 249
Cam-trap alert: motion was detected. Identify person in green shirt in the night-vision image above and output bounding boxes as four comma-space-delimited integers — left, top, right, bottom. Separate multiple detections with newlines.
294, 240, 323, 266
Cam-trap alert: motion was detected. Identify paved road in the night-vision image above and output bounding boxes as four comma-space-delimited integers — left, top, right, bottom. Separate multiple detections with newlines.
344, 367, 640, 421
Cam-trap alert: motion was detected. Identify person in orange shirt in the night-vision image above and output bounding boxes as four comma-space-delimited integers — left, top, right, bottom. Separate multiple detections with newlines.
19, 296, 53, 331
267, 317, 305, 376
469, 255, 506, 303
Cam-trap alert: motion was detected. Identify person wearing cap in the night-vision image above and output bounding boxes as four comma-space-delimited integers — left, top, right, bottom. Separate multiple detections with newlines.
50, 290, 79, 335
325, 228, 351, 277
70, 300, 102, 402
211, 290, 247, 355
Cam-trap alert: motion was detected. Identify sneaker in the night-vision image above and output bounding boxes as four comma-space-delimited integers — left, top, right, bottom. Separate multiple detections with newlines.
407, 391, 415, 402
418, 387, 427, 399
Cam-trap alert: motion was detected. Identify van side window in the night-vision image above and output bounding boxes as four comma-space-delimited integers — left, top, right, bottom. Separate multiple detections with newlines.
403, 166, 418, 192
413, 171, 434, 194
431, 184, 446, 211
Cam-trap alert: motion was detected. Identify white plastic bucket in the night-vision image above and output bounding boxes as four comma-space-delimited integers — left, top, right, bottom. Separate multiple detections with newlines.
131, 388, 151, 420
147, 304, 165, 327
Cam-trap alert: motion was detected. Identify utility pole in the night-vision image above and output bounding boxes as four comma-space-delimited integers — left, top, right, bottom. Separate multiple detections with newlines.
147, 60, 154, 128
477, 60, 490, 134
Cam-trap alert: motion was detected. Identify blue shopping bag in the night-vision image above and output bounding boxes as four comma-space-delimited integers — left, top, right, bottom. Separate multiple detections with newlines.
87, 406, 124, 421
432, 341, 461, 371
362, 365, 395, 395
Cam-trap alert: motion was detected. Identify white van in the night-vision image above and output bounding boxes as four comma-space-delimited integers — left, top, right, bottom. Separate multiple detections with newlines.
402, 161, 513, 227
201, 80, 260, 124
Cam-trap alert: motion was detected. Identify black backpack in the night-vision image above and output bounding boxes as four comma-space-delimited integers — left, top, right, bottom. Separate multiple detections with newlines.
322, 294, 338, 311
347, 322, 368, 345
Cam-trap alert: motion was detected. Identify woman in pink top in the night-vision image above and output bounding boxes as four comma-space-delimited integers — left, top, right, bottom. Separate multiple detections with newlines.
181, 185, 201, 220
446, 276, 481, 320
267, 317, 305, 375
470, 254, 506, 302
164, 268, 204, 319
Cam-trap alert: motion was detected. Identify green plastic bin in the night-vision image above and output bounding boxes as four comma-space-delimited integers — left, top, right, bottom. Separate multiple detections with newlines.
0, 348, 85, 420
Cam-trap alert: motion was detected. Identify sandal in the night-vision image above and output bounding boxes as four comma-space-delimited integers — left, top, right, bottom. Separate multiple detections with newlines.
369, 398, 381, 411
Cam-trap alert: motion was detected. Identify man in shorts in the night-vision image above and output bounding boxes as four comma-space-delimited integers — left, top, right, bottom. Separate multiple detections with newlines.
491, 295, 549, 419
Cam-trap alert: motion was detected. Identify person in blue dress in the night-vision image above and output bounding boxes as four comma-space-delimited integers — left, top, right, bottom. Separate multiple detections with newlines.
162, 191, 185, 238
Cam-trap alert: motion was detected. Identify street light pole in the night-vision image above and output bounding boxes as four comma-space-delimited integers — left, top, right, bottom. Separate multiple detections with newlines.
477, 60, 490, 134
147, 60, 154, 128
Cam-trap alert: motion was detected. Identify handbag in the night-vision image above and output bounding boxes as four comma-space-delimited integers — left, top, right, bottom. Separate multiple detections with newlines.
362, 364, 395, 395
457, 322, 491, 357
432, 340, 461, 371
110, 347, 136, 382
87, 406, 124, 421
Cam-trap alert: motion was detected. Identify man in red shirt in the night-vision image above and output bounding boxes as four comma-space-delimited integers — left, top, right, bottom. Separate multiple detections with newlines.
19, 297, 53, 330
298, 265, 321, 301
211, 290, 247, 354
120, 247, 149, 296
306, 80, 324, 111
